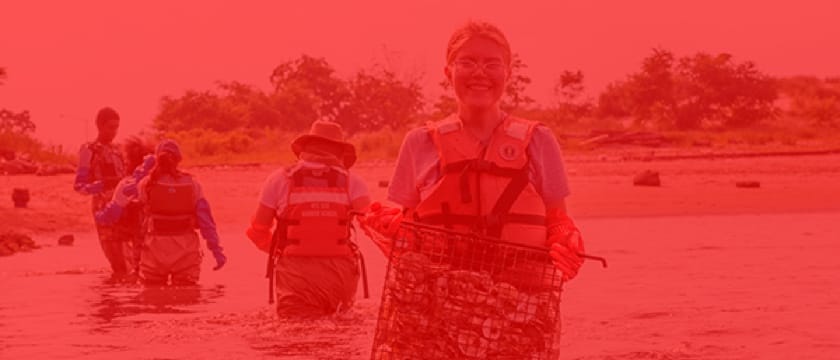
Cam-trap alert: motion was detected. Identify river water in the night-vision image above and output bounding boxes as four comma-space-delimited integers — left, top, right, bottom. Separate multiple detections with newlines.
1, 212, 838, 359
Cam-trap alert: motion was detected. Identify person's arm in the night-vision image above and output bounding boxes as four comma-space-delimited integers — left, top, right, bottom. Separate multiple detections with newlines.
196, 199, 221, 249
360, 130, 425, 255
194, 181, 226, 270
528, 126, 571, 206
246, 170, 285, 253
93, 156, 155, 225
94, 178, 130, 225
73, 144, 103, 195
247, 204, 276, 253
348, 172, 372, 212
529, 126, 584, 281
547, 202, 584, 281
386, 128, 425, 208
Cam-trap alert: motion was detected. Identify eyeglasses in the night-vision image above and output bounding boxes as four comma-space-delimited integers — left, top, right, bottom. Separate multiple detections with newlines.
451, 59, 507, 74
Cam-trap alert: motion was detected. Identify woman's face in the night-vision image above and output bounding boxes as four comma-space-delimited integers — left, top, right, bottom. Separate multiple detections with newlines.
445, 36, 510, 111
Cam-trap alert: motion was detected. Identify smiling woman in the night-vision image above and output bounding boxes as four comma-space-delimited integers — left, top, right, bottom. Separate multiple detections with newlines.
370, 20, 585, 278
361, 20, 586, 359
444, 22, 512, 113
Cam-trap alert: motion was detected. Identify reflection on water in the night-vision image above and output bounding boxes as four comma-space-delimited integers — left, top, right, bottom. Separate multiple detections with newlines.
1, 213, 839, 359
87, 283, 226, 326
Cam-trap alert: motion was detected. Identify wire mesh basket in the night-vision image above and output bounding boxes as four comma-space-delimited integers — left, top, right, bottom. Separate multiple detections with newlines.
371, 221, 564, 360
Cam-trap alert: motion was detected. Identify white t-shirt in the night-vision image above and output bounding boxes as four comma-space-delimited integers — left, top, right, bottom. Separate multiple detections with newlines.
259, 161, 370, 215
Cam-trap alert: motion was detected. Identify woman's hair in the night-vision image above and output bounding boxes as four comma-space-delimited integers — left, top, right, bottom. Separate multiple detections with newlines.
123, 136, 153, 174
445, 21, 512, 65
146, 151, 182, 188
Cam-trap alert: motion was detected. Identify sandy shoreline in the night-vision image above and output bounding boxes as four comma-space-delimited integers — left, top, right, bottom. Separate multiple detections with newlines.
2, 152, 839, 236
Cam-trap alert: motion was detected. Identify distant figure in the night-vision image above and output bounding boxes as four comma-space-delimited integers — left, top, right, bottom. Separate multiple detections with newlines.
74, 107, 131, 283
136, 140, 226, 286
246, 120, 371, 318
94, 136, 156, 282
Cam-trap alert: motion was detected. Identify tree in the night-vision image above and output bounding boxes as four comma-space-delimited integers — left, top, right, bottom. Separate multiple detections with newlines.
268, 83, 323, 131
0, 109, 35, 134
154, 87, 247, 132
555, 70, 585, 102
336, 66, 425, 133
780, 76, 840, 127
502, 53, 535, 112
269, 55, 349, 126
0, 68, 36, 134
216, 81, 279, 129
631, 48, 677, 126
597, 82, 633, 119
432, 79, 458, 118
597, 49, 677, 125
674, 53, 776, 128
597, 49, 777, 129
793, 96, 840, 127
553, 70, 592, 123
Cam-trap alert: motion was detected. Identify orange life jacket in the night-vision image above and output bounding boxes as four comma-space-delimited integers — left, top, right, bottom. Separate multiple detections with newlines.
412, 115, 548, 248
146, 174, 196, 235
278, 164, 354, 257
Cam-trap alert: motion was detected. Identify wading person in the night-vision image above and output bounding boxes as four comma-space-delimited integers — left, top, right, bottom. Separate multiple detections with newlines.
246, 120, 371, 318
94, 136, 156, 282
74, 107, 131, 283
137, 139, 227, 286
362, 21, 586, 358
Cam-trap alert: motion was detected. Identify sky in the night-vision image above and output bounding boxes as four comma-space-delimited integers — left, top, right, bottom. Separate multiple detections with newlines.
1, 0, 838, 149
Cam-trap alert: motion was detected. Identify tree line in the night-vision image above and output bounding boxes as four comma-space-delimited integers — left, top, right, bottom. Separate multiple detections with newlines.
152, 50, 840, 137
3, 46, 840, 159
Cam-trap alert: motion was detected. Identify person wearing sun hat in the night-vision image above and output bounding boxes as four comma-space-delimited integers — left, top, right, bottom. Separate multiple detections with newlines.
136, 139, 227, 286
246, 120, 371, 318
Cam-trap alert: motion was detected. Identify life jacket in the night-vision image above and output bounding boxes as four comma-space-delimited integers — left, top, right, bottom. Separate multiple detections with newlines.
412, 115, 548, 248
277, 164, 354, 257
145, 174, 196, 235
88, 142, 124, 190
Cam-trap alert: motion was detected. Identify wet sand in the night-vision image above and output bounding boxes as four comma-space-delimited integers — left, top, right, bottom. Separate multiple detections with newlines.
3, 153, 839, 235
1, 154, 839, 359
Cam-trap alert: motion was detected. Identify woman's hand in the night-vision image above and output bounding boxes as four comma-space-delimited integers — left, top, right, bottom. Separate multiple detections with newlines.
359, 202, 404, 255
546, 209, 585, 281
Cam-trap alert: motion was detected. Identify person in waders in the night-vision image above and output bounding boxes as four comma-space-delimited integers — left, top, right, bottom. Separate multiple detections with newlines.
136, 140, 227, 286
246, 120, 371, 318
74, 107, 132, 283
94, 136, 156, 283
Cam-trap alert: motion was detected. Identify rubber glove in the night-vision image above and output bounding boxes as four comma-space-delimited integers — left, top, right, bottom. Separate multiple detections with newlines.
546, 209, 585, 281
